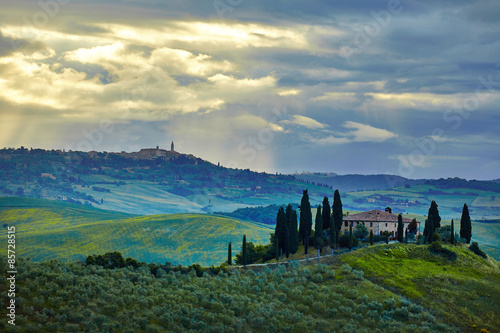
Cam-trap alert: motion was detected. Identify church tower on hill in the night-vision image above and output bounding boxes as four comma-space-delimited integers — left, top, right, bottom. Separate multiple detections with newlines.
171, 141, 174, 152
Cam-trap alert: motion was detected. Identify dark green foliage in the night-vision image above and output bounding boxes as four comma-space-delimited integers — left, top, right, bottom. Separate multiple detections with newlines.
424, 217, 434, 244
460, 203, 472, 244
275, 206, 287, 257
332, 189, 343, 246
217, 204, 297, 225
469, 242, 487, 258
86, 252, 125, 268
397, 214, 404, 242
328, 215, 336, 250
428, 201, 441, 229
408, 218, 418, 234
288, 207, 299, 260
235, 241, 268, 265
0, 255, 456, 333
339, 232, 359, 248
383, 231, 389, 244
436, 225, 452, 243
314, 205, 323, 250
228, 242, 232, 266
428, 242, 457, 260
242, 235, 247, 266
299, 190, 312, 251
321, 197, 330, 231
354, 223, 368, 240
369, 230, 374, 245
349, 223, 353, 250
285, 204, 294, 258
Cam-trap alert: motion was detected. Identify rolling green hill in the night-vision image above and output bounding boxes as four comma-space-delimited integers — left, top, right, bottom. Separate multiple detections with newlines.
1, 147, 499, 221
337, 243, 500, 332
0, 198, 273, 266
1, 243, 498, 332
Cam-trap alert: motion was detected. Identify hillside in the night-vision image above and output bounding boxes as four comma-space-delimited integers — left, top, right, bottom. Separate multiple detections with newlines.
294, 173, 427, 192
337, 243, 500, 332
1, 148, 499, 221
0, 198, 273, 266
1, 243, 498, 332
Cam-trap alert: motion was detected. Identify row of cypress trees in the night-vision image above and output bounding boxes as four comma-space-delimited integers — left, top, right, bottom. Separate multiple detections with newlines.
423, 201, 472, 244
233, 196, 474, 266
277, 189, 345, 260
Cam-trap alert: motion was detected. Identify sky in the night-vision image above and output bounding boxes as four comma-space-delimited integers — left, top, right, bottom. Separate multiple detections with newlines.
0, 0, 499, 180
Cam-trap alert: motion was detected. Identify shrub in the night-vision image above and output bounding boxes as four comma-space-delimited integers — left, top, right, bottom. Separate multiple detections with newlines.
469, 242, 487, 258
352, 269, 364, 280
428, 242, 457, 260
339, 233, 359, 248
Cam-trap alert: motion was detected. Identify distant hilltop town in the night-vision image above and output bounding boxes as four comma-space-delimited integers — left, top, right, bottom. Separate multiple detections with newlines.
85, 142, 196, 161
0, 144, 202, 166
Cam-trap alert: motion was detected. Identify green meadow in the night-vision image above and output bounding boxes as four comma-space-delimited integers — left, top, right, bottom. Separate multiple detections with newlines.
0, 197, 273, 266
337, 243, 500, 332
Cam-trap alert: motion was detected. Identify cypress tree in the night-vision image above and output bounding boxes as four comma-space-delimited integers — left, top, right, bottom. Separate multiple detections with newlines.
428, 201, 441, 229
397, 214, 404, 242
314, 205, 323, 258
332, 189, 343, 247
288, 208, 299, 261
242, 235, 247, 266
322, 197, 331, 232
460, 204, 472, 244
275, 206, 286, 258
329, 215, 336, 254
450, 219, 455, 245
275, 238, 280, 262
285, 204, 294, 258
348, 223, 353, 250
369, 229, 374, 245
228, 242, 232, 266
424, 215, 436, 244
299, 190, 312, 253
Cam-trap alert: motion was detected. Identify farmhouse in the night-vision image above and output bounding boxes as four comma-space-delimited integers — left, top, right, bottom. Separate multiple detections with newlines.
342, 208, 420, 239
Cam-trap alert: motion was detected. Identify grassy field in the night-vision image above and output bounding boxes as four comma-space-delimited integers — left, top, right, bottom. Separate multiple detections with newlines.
337, 243, 500, 332
1, 242, 497, 332
0, 198, 273, 266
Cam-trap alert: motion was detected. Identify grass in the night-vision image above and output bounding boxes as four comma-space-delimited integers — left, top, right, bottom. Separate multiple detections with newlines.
0, 198, 273, 266
337, 243, 500, 332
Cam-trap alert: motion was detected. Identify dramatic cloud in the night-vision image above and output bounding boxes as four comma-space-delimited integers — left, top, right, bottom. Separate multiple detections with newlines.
281, 115, 327, 129
0, 0, 499, 179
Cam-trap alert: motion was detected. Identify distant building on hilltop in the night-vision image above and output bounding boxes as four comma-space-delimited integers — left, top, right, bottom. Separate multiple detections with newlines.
342, 209, 420, 239
171, 141, 174, 152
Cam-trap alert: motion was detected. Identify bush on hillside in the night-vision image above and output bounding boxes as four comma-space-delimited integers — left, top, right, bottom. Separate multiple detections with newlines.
428, 242, 457, 261
339, 233, 359, 248
469, 242, 487, 259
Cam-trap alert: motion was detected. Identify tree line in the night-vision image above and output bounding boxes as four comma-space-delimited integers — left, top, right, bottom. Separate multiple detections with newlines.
233, 191, 478, 266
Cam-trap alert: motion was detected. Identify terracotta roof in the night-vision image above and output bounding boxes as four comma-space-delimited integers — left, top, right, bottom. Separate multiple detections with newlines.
344, 210, 414, 223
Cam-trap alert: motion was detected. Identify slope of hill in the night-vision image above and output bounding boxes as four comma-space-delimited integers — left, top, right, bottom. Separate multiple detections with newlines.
294, 173, 427, 192
337, 243, 500, 332
0, 198, 273, 266
1, 243, 498, 332
1, 147, 499, 221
